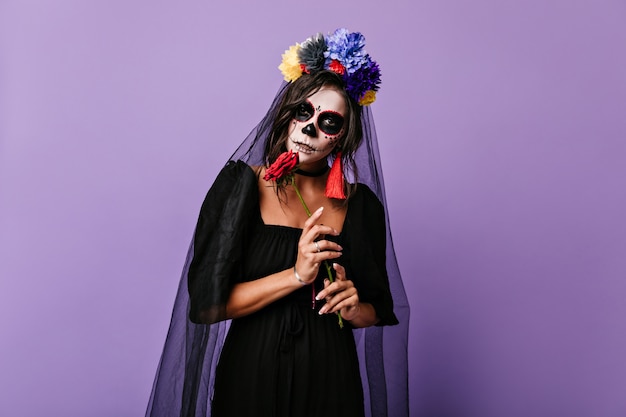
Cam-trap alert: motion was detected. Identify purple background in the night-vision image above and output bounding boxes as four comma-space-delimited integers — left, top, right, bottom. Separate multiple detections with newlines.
1, 1, 625, 416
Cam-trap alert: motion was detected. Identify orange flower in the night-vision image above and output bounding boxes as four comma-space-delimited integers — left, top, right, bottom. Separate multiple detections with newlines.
358, 90, 377, 106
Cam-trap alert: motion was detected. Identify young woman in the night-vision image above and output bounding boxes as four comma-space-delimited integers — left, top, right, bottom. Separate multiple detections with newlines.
146, 29, 409, 417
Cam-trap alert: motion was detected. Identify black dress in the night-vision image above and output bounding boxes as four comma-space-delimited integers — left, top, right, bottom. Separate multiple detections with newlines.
187, 161, 398, 417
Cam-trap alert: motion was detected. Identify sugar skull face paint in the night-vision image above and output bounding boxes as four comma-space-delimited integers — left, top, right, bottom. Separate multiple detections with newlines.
294, 101, 345, 136
287, 87, 347, 163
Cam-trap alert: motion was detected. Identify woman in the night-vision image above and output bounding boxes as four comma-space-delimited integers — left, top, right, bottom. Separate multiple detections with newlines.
146, 29, 409, 417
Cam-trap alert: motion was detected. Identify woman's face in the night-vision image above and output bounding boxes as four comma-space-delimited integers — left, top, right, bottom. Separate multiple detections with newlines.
286, 86, 347, 170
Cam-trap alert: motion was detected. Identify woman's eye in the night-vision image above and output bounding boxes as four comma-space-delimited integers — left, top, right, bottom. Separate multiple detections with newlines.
319, 112, 344, 135
295, 103, 314, 121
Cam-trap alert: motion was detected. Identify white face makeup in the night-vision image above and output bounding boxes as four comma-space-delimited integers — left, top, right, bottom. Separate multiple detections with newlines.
286, 87, 346, 167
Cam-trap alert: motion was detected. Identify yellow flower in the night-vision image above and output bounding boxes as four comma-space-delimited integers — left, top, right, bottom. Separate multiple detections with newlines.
278, 43, 303, 82
358, 90, 376, 106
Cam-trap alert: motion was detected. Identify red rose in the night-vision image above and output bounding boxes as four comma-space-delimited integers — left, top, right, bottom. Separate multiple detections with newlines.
328, 59, 346, 75
263, 150, 298, 182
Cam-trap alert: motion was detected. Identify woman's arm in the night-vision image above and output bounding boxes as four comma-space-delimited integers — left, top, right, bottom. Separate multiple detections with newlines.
225, 268, 301, 319
225, 206, 344, 319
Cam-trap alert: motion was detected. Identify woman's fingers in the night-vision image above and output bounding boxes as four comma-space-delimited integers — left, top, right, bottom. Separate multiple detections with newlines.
302, 206, 341, 253
316, 264, 347, 300
297, 239, 342, 263
295, 208, 343, 284
316, 264, 359, 315
309, 239, 343, 253
318, 288, 358, 314
302, 207, 340, 240
317, 281, 354, 304
303, 206, 324, 228
333, 263, 346, 280
302, 224, 339, 246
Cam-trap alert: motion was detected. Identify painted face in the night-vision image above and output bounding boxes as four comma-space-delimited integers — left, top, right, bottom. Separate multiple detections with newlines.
287, 87, 346, 161
294, 101, 345, 137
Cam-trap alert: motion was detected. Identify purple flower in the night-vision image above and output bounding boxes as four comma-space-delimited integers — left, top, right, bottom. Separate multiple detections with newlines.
344, 55, 381, 102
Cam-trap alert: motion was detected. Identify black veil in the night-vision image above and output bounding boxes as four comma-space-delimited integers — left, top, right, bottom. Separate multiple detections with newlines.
145, 82, 410, 417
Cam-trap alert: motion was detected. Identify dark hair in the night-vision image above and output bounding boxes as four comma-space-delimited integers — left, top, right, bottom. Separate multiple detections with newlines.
264, 70, 363, 200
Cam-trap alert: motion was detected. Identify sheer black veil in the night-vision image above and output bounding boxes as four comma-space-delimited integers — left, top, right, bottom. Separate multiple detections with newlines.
146, 82, 410, 417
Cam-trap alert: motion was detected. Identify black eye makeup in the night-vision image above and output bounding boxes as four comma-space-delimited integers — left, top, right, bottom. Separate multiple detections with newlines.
317, 111, 344, 136
295, 101, 315, 122
294, 100, 345, 136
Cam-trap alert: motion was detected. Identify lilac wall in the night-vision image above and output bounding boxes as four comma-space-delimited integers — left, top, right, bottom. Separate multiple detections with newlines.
1, 1, 625, 416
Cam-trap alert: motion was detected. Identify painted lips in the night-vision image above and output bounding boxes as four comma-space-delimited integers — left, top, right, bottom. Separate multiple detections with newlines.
290, 138, 321, 154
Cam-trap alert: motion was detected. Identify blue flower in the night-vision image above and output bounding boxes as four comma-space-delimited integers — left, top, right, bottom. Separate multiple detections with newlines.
324, 28, 367, 75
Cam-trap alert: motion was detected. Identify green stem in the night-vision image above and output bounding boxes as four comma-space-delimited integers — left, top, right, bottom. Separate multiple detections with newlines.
291, 175, 344, 328
292, 178, 312, 217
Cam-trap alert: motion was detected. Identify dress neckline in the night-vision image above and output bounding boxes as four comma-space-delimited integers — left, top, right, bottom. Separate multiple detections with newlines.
258, 200, 349, 236
260, 216, 347, 237
244, 162, 351, 235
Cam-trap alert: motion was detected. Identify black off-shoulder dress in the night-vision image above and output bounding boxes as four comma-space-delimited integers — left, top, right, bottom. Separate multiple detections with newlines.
187, 161, 398, 417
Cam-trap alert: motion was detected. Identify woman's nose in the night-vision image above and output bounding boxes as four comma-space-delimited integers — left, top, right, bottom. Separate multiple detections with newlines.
301, 123, 317, 137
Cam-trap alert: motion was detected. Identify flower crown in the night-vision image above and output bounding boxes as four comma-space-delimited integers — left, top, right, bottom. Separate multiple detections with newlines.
278, 28, 381, 106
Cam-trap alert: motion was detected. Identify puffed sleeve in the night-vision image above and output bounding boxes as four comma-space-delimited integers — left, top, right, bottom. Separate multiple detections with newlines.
187, 160, 258, 324
346, 185, 399, 326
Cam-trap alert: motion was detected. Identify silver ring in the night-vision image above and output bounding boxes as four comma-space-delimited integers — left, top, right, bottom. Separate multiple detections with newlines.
314, 241, 321, 253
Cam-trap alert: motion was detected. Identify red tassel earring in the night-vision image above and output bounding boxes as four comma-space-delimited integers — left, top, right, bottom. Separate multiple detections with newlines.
325, 152, 346, 199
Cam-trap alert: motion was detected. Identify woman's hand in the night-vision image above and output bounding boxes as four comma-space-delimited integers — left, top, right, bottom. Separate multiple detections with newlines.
294, 207, 343, 285
316, 263, 361, 320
